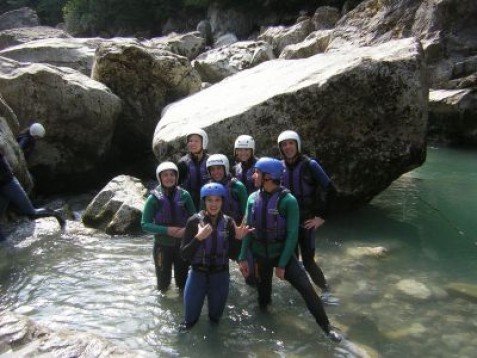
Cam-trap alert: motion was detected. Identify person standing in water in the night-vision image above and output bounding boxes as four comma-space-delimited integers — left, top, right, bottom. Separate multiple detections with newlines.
141, 161, 196, 292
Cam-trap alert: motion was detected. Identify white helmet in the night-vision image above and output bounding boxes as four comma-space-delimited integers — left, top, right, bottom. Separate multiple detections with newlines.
156, 161, 178, 184
277, 130, 301, 153
234, 135, 255, 151
206, 154, 230, 176
186, 128, 209, 150
29, 123, 46, 137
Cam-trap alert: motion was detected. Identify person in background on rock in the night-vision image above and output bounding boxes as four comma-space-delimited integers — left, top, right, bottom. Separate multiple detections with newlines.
180, 183, 252, 330
277, 130, 339, 305
231, 135, 258, 196
16, 122, 46, 160
141, 161, 196, 292
0, 151, 65, 241
177, 128, 210, 210
205, 154, 248, 261
238, 157, 342, 342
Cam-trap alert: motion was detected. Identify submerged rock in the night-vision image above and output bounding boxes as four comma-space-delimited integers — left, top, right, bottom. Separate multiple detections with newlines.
445, 282, 477, 303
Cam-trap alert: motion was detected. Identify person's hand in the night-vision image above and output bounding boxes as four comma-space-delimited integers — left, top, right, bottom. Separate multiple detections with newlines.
167, 226, 185, 238
239, 261, 249, 278
195, 222, 213, 241
234, 223, 255, 240
275, 267, 285, 280
304, 216, 325, 230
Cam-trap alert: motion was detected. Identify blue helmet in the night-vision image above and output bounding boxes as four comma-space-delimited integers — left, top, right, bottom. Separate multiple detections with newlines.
200, 182, 226, 199
254, 157, 284, 180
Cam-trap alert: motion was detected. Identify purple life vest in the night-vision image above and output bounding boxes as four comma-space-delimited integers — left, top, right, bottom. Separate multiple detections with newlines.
183, 154, 209, 199
282, 157, 314, 216
222, 178, 243, 224
152, 187, 189, 227
250, 188, 288, 242
192, 213, 231, 266
233, 159, 256, 195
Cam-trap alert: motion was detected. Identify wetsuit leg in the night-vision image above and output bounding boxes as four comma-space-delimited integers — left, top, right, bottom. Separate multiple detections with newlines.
183, 270, 207, 328
153, 242, 173, 291
284, 256, 331, 334
299, 226, 328, 291
173, 243, 189, 290
207, 270, 230, 322
256, 258, 274, 309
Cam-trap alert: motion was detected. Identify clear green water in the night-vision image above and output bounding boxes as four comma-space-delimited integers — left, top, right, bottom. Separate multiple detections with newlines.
1, 145, 476, 357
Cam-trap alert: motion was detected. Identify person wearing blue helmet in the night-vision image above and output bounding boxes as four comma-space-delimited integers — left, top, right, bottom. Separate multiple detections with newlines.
180, 182, 251, 330
238, 157, 342, 342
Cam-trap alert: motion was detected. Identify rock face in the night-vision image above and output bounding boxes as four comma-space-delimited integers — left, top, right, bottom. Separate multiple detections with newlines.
428, 89, 477, 144
0, 26, 72, 51
153, 38, 427, 210
0, 57, 122, 193
0, 37, 101, 76
0, 311, 137, 357
91, 41, 201, 163
193, 40, 274, 83
0, 7, 40, 31
82, 175, 147, 235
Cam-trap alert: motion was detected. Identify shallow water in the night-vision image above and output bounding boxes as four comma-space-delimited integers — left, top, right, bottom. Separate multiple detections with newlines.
1, 145, 476, 357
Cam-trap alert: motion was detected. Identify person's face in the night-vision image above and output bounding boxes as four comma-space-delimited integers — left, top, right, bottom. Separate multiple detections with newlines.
252, 169, 264, 188
235, 148, 253, 162
279, 139, 298, 159
204, 195, 222, 216
187, 135, 203, 154
159, 170, 177, 188
209, 165, 225, 181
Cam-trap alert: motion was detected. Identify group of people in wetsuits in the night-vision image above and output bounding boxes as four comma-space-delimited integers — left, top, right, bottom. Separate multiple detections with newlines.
141, 128, 343, 342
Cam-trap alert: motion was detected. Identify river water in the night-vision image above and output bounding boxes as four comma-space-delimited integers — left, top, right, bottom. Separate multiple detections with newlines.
1, 145, 476, 357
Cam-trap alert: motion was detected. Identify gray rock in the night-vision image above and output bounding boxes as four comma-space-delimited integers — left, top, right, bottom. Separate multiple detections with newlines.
92, 41, 201, 163
82, 175, 147, 235
143, 31, 206, 60
0, 7, 40, 31
279, 30, 332, 59
0, 57, 122, 192
0, 26, 71, 51
153, 38, 427, 210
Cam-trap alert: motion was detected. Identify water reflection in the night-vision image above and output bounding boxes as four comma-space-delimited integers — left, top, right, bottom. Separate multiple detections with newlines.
1, 146, 477, 357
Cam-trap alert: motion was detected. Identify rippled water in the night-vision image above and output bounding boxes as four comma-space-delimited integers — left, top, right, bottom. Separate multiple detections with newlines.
1, 145, 476, 357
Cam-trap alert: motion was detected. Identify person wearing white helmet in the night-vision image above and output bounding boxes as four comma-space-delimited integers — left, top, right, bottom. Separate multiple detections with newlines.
141, 161, 196, 292
177, 128, 210, 209
277, 130, 339, 305
205, 154, 248, 261
16, 122, 46, 160
231, 135, 258, 195
0, 151, 65, 241
237, 157, 342, 342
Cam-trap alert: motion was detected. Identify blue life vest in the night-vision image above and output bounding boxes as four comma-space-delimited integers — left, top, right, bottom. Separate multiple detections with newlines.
282, 156, 314, 218
192, 213, 231, 266
250, 188, 288, 243
152, 187, 189, 227
233, 159, 256, 195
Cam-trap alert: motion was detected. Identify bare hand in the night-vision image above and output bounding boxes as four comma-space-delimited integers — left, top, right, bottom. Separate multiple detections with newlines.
275, 267, 285, 280
234, 223, 255, 240
195, 222, 213, 241
304, 216, 325, 230
167, 226, 185, 239
239, 261, 249, 278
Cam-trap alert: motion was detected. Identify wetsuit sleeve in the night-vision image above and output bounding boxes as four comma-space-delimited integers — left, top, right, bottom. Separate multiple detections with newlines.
308, 159, 333, 219
233, 180, 248, 220
141, 195, 168, 235
181, 215, 201, 262
238, 192, 255, 261
182, 189, 197, 215
277, 193, 299, 268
